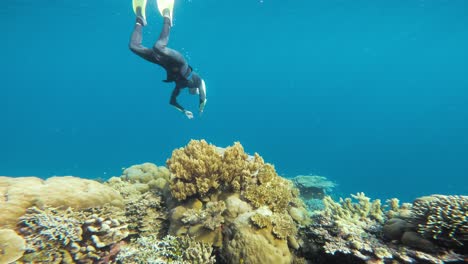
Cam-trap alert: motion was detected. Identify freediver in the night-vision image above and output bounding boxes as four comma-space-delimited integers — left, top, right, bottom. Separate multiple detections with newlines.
129, 0, 207, 119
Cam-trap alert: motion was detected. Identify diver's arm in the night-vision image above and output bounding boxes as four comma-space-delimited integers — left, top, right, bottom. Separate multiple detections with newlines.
198, 79, 207, 114
170, 87, 193, 119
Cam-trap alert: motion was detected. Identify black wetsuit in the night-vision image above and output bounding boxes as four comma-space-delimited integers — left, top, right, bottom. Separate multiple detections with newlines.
129, 17, 205, 112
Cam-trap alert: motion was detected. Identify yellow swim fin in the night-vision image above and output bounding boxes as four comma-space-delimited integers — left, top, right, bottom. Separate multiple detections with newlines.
156, 0, 175, 20
133, 0, 148, 20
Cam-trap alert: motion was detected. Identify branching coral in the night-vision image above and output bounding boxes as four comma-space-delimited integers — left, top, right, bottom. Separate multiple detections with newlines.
385, 198, 413, 219
167, 140, 268, 201
166, 140, 309, 262
106, 176, 168, 236
243, 176, 296, 213
410, 195, 467, 247
323, 192, 385, 227
18, 207, 83, 249
167, 140, 223, 200
301, 193, 464, 264
117, 235, 215, 264
250, 213, 272, 229
18, 205, 129, 263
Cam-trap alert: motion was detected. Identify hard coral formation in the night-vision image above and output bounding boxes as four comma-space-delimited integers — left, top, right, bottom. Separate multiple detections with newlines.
121, 163, 171, 195
243, 175, 297, 213
223, 210, 293, 264
117, 235, 215, 264
165, 140, 308, 263
301, 193, 464, 264
410, 195, 467, 247
385, 198, 413, 219
323, 192, 385, 227
182, 201, 226, 230
0, 229, 26, 264
167, 140, 267, 201
106, 176, 167, 236
0, 176, 124, 229
167, 139, 223, 201
18, 205, 129, 264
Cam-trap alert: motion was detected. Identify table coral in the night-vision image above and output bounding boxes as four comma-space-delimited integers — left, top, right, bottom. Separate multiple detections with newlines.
291, 175, 336, 200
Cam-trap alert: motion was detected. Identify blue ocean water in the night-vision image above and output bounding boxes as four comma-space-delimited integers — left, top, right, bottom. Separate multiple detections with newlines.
2, 0, 467, 202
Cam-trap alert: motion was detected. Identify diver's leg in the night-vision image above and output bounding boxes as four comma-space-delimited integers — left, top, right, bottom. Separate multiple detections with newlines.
153, 16, 172, 52
153, 16, 186, 64
129, 16, 157, 62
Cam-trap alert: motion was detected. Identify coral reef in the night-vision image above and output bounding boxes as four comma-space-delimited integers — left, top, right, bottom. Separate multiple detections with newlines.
181, 201, 226, 231
116, 235, 215, 264
106, 176, 167, 236
300, 193, 465, 263
0, 176, 124, 229
0, 229, 26, 264
222, 210, 293, 264
385, 198, 413, 219
167, 139, 224, 201
17, 205, 129, 263
4, 141, 466, 264
165, 140, 308, 264
122, 162, 171, 184
243, 175, 298, 213
382, 195, 467, 256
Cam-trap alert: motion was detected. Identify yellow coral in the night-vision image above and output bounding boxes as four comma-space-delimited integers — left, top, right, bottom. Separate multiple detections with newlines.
122, 163, 170, 183
272, 213, 297, 240
250, 213, 272, 229
243, 176, 295, 213
0, 229, 25, 264
167, 140, 223, 200
0, 176, 124, 229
